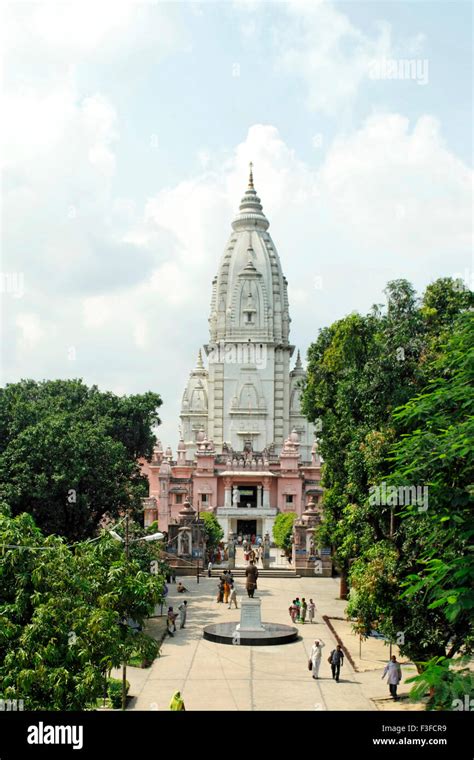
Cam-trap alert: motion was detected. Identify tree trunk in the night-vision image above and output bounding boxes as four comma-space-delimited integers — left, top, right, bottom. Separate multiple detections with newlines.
339, 571, 348, 600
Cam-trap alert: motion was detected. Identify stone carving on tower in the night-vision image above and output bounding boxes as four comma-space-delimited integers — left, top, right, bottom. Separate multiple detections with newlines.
289, 350, 313, 456
180, 349, 209, 452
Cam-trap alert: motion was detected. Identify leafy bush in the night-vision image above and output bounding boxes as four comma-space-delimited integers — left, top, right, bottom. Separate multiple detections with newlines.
273, 512, 297, 554
200, 511, 223, 549
107, 678, 129, 709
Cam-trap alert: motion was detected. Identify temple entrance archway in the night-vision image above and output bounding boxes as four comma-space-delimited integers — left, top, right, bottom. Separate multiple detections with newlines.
237, 485, 257, 509
237, 519, 257, 537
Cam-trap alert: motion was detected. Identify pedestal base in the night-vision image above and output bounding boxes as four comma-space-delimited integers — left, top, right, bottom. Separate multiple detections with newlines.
203, 622, 298, 646
237, 598, 265, 631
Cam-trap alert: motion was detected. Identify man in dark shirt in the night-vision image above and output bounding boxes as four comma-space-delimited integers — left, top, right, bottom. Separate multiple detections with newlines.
330, 645, 344, 682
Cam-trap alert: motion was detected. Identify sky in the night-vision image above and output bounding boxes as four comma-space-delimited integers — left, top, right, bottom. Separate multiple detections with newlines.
1, 0, 472, 449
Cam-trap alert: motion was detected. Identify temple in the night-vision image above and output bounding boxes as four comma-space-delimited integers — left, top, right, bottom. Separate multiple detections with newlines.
142, 166, 322, 541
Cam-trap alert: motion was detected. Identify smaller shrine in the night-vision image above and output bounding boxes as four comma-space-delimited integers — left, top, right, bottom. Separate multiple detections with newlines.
292, 497, 332, 577
166, 499, 207, 574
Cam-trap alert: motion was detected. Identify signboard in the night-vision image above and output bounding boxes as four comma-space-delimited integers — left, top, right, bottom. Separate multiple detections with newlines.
239, 489, 254, 496
320, 547, 331, 555
192, 549, 203, 558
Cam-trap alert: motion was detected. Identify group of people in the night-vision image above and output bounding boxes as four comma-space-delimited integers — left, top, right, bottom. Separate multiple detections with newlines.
289, 597, 316, 624
243, 544, 264, 564
309, 640, 344, 681
216, 570, 238, 608
307, 642, 403, 698
166, 600, 187, 636
166, 567, 404, 704
239, 534, 260, 546
207, 545, 228, 564
215, 561, 260, 604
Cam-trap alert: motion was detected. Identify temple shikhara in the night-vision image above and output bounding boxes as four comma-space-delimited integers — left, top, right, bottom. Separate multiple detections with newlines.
142, 166, 322, 542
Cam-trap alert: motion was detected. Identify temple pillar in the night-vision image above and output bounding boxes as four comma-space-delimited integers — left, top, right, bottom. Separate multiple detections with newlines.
263, 478, 271, 509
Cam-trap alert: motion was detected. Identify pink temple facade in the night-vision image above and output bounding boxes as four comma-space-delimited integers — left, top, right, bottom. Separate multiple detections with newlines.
141, 433, 323, 541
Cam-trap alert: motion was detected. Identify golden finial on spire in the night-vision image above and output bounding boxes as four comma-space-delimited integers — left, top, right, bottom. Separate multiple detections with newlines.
248, 161, 254, 189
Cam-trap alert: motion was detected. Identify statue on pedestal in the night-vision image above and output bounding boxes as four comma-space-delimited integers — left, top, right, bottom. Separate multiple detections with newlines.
232, 487, 240, 507
180, 530, 190, 556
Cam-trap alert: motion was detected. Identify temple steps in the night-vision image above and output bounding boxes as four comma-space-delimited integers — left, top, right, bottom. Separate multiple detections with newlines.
210, 569, 299, 578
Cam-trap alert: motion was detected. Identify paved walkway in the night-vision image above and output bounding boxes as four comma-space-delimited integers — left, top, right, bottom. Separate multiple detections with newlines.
116, 575, 417, 711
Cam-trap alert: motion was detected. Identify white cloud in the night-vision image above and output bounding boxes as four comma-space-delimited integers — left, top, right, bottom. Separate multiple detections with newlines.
4, 119, 471, 447
3, 1, 186, 71
272, 0, 392, 116
15, 313, 44, 348
318, 113, 472, 254
82, 296, 111, 329
1, 1, 470, 452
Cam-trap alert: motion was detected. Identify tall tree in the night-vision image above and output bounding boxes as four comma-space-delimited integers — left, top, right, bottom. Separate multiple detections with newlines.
301, 278, 473, 692
0, 380, 162, 540
0, 504, 164, 710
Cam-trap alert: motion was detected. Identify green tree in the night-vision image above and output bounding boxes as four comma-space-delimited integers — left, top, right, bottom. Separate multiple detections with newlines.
0, 504, 164, 710
301, 278, 472, 705
200, 511, 224, 550
273, 512, 297, 556
0, 380, 162, 540
387, 312, 474, 702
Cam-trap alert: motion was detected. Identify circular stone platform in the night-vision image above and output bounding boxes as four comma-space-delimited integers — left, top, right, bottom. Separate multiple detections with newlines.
203, 622, 298, 646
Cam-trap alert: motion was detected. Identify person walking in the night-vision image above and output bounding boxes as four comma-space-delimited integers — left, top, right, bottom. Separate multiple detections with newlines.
167, 607, 177, 637
217, 580, 224, 603
295, 597, 301, 622
329, 645, 344, 682
309, 639, 325, 679
300, 598, 308, 624
289, 600, 298, 624
382, 656, 402, 700
223, 579, 231, 605
208, 560, 212, 578
245, 560, 258, 598
308, 599, 316, 624
178, 600, 187, 629
228, 583, 238, 609
169, 691, 185, 711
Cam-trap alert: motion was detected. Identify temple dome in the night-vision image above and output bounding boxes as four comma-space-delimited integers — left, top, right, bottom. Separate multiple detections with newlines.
209, 164, 290, 344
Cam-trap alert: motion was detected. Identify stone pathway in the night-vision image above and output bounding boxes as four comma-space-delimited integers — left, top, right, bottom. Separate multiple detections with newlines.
115, 575, 418, 711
